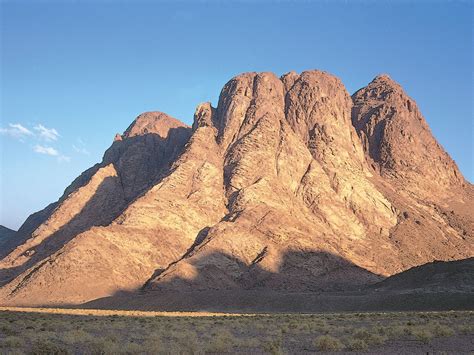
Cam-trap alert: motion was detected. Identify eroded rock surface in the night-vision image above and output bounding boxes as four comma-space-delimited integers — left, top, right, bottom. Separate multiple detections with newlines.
0, 70, 472, 306
352, 74, 465, 198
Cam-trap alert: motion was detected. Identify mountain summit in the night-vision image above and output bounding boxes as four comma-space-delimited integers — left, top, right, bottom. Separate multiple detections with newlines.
0, 70, 472, 306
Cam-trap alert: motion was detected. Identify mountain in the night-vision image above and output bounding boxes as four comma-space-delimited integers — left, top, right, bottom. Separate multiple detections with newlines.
0, 70, 472, 307
352, 74, 465, 197
0, 226, 16, 250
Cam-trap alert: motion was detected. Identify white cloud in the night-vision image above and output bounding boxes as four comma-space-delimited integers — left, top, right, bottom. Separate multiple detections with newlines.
72, 144, 90, 155
3, 121, 70, 162
34, 124, 60, 141
0, 123, 34, 140
58, 155, 71, 163
34, 145, 59, 156
34, 145, 70, 163
72, 137, 90, 155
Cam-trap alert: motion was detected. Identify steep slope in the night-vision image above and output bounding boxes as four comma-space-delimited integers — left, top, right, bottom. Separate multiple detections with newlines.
0, 112, 191, 289
147, 71, 396, 293
0, 110, 223, 305
352, 75, 474, 270
146, 71, 472, 294
352, 74, 465, 198
0, 70, 472, 306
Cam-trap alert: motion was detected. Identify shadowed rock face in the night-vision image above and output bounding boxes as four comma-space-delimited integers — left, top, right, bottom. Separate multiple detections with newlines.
372, 258, 474, 292
0, 226, 16, 252
0, 70, 472, 306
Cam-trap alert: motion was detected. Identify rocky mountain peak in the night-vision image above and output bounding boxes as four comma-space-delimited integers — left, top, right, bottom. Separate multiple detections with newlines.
0, 69, 471, 307
192, 102, 216, 131
123, 111, 189, 139
284, 70, 366, 171
352, 75, 465, 197
373, 73, 394, 82
354, 73, 404, 103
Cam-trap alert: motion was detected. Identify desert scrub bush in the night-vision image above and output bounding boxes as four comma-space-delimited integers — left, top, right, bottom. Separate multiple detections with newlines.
314, 335, 344, 351
430, 323, 455, 337
175, 332, 200, 354
263, 337, 283, 355
255, 321, 267, 331
238, 337, 260, 349
121, 341, 143, 354
383, 325, 408, 338
347, 338, 369, 351
206, 329, 236, 353
29, 339, 70, 355
0, 335, 24, 349
288, 321, 299, 330
373, 325, 388, 336
297, 322, 311, 333
332, 325, 350, 334
39, 321, 62, 332
413, 329, 433, 344
82, 338, 121, 354
457, 324, 474, 335
352, 327, 387, 346
61, 329, 95, 345
0, 324, 19, 336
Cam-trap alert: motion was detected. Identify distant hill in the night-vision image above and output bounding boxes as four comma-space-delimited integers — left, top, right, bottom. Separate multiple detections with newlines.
0, 226, 16, 249
373, 258, 474, 293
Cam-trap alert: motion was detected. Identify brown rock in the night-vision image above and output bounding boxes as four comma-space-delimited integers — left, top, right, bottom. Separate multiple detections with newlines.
0, 70, 472, 306
352, 74, 465, 198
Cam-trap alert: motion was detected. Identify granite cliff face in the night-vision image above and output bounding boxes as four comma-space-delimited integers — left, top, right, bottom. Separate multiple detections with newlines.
0, 70, 472, 306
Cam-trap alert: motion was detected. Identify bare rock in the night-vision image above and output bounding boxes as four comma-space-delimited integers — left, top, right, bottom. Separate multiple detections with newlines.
0, 70, 472, 306
352, 74, 465, 199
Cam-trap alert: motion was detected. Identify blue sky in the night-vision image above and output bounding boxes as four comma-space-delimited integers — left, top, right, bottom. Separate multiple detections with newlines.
1, 1, 472, 230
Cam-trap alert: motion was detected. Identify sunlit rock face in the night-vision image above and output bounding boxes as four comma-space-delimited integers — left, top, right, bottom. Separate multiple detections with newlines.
352, 74, 465, 198
0, 70, 472, 306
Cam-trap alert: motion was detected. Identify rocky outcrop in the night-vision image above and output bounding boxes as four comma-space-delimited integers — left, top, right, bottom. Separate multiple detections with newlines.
352, 74, 465, 199
0, 70, 472, 306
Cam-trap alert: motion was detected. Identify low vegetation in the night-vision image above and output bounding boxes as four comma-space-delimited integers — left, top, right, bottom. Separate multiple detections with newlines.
0, 309, 471, 353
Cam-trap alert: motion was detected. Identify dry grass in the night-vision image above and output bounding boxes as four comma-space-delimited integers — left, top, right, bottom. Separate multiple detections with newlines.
0, 306, 251, 318
0, 308, 471, 353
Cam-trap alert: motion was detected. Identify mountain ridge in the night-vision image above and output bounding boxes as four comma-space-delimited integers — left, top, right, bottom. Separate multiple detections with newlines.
0, 69, 472, 307
0, 226, 16, 251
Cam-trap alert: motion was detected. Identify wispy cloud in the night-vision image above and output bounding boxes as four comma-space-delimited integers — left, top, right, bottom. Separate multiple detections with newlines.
34, 145, 59, 156
34, 124, 60, 141
72, 137, 90, 155
58, 155, 71, 163
0, 123, 34, 140
33, 144, 71, 163
2, 121, 70, 162
1, 122, 60, 142
72, 144, 90, 155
